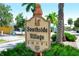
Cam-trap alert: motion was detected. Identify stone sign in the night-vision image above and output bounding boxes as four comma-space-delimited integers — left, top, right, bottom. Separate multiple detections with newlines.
25, 4, 51, 53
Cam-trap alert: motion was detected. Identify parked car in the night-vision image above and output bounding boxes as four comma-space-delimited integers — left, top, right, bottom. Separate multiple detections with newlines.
76, 30, 79, 33
76, 28, 79, 33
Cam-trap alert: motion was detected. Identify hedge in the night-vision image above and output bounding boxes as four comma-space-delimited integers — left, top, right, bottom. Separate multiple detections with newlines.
51, 32, 77, 42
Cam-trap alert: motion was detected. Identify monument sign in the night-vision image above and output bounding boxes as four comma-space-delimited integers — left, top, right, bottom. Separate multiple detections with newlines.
25, 4, 51, 53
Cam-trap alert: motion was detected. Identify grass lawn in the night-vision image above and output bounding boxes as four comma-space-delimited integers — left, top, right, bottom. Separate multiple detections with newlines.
0, 39, 7, 44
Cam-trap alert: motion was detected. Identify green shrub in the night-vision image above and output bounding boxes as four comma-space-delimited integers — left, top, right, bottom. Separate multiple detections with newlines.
64, 32, 77, 41
51, 32, 77, 42
43, 43, 79, 56
1, 43, 79, 56
64, 27, 72, 31
73, 27, 79, 32
0, 43, 34, 56
51, 34, 56, 42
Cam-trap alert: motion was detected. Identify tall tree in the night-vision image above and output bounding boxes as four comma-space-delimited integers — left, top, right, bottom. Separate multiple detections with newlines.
56, 3, 64, 43
68, 18, 73, 28
74, 18, 79, 27
74, 18, 79, 32
0, 4, 13, 26
15, 13, 25, 31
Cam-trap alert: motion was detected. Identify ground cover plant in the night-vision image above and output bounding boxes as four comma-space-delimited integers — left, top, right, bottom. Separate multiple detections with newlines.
43, 43, 79, 56
0, 43, 34, 56
0, 42, 79, 56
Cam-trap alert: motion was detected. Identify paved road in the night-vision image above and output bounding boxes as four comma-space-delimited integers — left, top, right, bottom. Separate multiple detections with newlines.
0, 35, 25, 51
0, 35, 25, 41
65, 31, 79, 36
0, 40, 24, 51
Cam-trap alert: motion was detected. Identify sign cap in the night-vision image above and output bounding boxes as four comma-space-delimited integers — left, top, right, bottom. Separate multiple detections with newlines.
33, 3, 42, 16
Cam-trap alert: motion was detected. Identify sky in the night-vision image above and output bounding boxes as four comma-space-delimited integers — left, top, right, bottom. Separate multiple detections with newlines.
4, 3, 79, 25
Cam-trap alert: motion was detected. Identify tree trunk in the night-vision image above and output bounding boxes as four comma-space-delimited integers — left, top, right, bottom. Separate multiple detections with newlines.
56, 3, 65, 43
70, 25, 71, 29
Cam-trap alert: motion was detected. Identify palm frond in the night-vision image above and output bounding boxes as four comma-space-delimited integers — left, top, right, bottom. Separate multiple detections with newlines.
26, 3, 32, 12
22, 3, 28, 6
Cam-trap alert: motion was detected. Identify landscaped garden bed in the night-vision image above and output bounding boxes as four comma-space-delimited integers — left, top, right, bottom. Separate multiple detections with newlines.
43, 43, 79, 56
0, 43, 34, 56
0, 42, 79, 56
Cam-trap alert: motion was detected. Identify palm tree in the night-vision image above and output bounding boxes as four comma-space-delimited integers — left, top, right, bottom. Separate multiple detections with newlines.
56, 3, 65, 43
22, 3, 36, 13
22, 3, 42, 16
46, 12, 58, 26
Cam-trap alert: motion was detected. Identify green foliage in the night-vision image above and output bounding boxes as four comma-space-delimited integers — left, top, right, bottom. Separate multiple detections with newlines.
1, 43, 79, 56
64, 32, 77, 41
74, 18, 79, 27
0, 43, 34, 56
51, 32, 77, 42
0, 4, 13, 26
73, 27, 79, 31
68, 18, 73, 26
51, 33, 56, 42
64, 26, 72, 31
43, 43, 79, 56
46, 12, 58, 26
15, 13, 25, 30
22, 3, 36, 13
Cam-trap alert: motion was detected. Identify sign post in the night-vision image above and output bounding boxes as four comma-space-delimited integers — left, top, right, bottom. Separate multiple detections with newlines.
25, 4, 51, 56
35, 52, 42, 56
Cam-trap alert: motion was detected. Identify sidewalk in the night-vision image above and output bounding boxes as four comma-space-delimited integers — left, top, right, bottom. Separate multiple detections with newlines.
63, 41, 77, 48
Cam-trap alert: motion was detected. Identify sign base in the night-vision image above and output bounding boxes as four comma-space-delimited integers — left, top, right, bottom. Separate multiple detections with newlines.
35, 52, 42, 56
